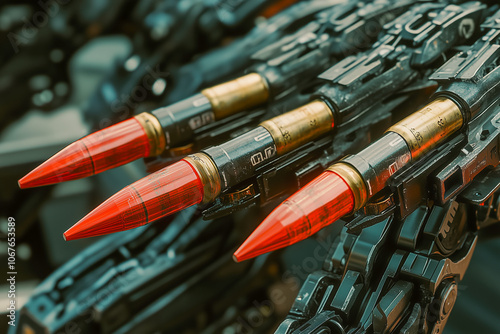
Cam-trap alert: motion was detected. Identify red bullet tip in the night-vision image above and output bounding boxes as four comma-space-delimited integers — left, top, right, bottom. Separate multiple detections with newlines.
234, 170, 355, 261
18, 117, 151, 189
63, 159, 204, 241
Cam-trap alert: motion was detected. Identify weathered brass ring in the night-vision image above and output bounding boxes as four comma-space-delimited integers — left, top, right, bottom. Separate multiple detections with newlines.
327, 162, 367, 212
185, 153, 221, 204
135, 112, 166, 157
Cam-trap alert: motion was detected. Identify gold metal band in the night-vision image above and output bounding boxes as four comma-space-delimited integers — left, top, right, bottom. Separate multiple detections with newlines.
260, 100, 334, 155
134, 112, 167, 157
184, 153, 221, 204
327, 162, 368, 212
201, 73, 270, 120
387, 98, 463, 160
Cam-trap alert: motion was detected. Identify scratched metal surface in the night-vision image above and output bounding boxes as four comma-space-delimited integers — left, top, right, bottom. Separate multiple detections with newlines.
445, 236, 500, 334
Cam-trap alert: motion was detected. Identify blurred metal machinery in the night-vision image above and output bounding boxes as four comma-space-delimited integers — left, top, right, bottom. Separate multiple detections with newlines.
1, 1, 499, 334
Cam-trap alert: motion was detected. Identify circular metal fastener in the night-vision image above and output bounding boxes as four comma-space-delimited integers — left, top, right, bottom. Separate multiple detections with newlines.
441, 284, 458, 317
430, 282, 458, 334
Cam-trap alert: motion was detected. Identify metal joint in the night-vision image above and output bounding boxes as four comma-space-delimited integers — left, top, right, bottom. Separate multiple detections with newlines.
134, 112, 167, 157
184, 153, 221, 204
327, 163, 367, 212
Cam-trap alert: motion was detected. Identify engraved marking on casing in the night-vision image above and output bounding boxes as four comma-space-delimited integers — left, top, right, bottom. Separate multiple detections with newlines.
184, 153, 221, 204
250, 146, 276, 166
135, 112, 167, 157
387, 98, 463, 160
188, 112, 215, 130
327, 163, 367, 212
201, 73, 270, 119
260, 100, 334, 155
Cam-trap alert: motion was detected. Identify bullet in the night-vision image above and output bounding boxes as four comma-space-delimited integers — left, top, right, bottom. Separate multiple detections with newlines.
64, 101, 335, 240
64, 159, 206, 240
19, 0, 406, 189
233, 170, 354, 262
18, 0, 406, 189
234, 98, 466, 260
62, 47, 446, 241
62, 0, 486, 240
20, 73, 270, 188
19, 115, 155, 189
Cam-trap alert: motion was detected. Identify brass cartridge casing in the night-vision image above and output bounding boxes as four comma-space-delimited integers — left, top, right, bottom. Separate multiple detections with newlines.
135, 112, 167, 157
387, 98, 464, 160
202, 73, 270, 119
327, 163, 368, 212
184, 153, 221, 204
260, 100, 334, 155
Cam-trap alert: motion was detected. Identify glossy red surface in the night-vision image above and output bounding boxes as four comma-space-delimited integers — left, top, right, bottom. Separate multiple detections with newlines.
64, 159, 203, 240
19, 117, 151, 188
234, 170, 354, 261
